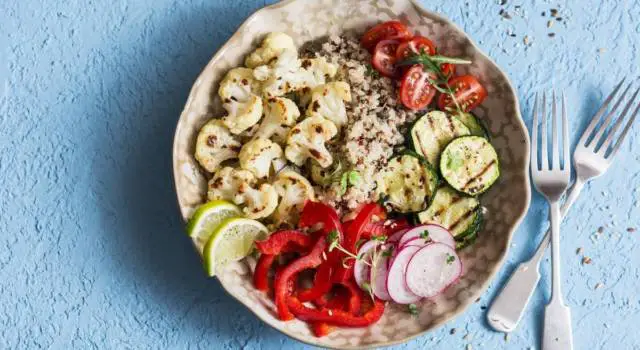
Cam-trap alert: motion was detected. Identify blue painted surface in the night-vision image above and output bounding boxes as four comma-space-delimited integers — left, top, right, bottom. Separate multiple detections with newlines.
1, 0, 639, 348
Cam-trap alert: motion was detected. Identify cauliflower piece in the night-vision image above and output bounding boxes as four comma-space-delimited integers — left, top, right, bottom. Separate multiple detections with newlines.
245, 32, 298, 69
253, 50, 308, 98
238, 138, 284, 178
254, 97, 301, 143
272, 170, 316, 226
306, 82, 352, 127
234, 183, 278, 219
299, 57, 338, 87
285, 116, 338, 168
218, 67, 263, 134
207, 167, 256, 201
195, 120, 242, 173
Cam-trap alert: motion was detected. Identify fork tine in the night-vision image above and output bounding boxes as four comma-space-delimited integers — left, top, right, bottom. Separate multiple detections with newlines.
608, 97, 640, 159
578, 78, 626, 146
562, 92, 570, 171
541, 92, 549, 169
585, 82, 633, 149
531, 93, 539, 172
598, 86, 640, 154
551, 91, 560, 169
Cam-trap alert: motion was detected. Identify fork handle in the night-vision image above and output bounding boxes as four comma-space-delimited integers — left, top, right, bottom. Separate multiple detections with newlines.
486, 179, 585, 332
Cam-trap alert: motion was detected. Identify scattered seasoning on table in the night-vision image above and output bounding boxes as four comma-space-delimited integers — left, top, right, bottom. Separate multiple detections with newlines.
541, 11, 546, 16
504, 333, 510, 342
598, 48, 607, 53
463, 333, 473, 341
548, 33, 556, 38
498, 0, 507, 5
598, 226, 605, 234
594, 282, 604, 290
523, 35, 530, 45
499, 9, 512, 19
576, 247, 583, 255
627, 227, 636, 233
450, 328, 457, 335
466, 345, 473, 350
556, 17, 563, 21
547, 20, 554, 28
480, 305, 487, 310
550, 8, 559, 17
582, 256, 592, 265
475, 297, 481, 303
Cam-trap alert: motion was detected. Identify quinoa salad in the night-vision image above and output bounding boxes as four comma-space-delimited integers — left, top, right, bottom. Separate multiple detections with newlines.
188, 21, 500, 338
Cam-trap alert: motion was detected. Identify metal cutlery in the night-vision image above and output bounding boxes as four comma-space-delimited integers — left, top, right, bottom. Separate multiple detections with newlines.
487, 79, 640, 335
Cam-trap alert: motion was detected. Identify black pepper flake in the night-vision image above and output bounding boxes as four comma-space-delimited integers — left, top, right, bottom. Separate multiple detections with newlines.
548, 33, 556, 37
450, 328, 457, 335
541, 11, 546, 16
499, 0, 507, 5
480, 305, 487, 310
509, 32, 517, 37
627, 227, 636, 233
556, 17, 563, 21
550, 8, 558, 17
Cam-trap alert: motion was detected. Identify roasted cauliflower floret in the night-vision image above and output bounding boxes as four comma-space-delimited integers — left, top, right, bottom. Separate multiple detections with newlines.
245, 32, 298, 68
218, 67, 263, 134
254, 97, 301, 143
234, 183, 278, 219
272, 170, 316, 226
207, 167, 256, 201
195, 120, 242, 173
285, 116, 338, 168
299, 57, 338, 87
238, 138, 284, 179
306, 82, 352, 127
253, 50, 308, 98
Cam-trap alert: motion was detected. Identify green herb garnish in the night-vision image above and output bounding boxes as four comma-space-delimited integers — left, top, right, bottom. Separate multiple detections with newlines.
420, 230, 430, 239
338, 170, 362, 195
365, 64, 380, 78
408, 303, 419, 315
446, 253, 456, 265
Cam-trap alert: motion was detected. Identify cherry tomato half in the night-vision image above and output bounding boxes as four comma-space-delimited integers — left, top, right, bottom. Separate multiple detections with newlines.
441, 63, 456, 79
372, 39, 401, 77
437, 75, 488, 112
399, 65, 437, 111
395, 36, 436, 62
361, 21, 411, 52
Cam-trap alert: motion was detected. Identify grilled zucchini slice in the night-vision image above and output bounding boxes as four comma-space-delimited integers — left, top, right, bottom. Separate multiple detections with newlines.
440, 136, 499, 195
455, 112, 489, 139
410, 111, 471, 166
417, 186, 481, 238
375, 154, 438, 213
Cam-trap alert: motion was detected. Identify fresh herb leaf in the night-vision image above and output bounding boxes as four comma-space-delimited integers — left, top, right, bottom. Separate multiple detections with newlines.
365, 64, 380, 78
361, 282, 372, 293
371, 235, 388, 242
408, 303, 419, 315
427, 55, 472, 65
382, 246, 393, 257
347, 170, 361, 185
420, 230, 430, 239
326, 230, 340, 252
339, 173, 349, 195
446, 253, 456, 264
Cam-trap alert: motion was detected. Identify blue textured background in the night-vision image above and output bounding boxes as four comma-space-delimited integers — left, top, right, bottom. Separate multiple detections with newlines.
2, 0, 639, 349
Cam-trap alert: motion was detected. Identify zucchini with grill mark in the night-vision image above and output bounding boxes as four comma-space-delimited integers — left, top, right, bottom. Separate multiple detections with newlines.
417, 186, 481, 238
410, 111, 471, 166
455, 112, 489, 139
440, 136, 500, 195
375, 154, 438, 213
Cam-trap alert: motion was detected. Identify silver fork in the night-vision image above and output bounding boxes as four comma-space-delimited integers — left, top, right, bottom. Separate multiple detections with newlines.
487, 79, 640, 334
532, 91, 573, 350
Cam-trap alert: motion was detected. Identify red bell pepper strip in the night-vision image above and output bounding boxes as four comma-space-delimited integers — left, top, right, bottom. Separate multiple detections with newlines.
274, 237, 327, 321
299, 201, 343, 237
255, 230, 313, 255
254, 254, 276, 292
310, 281, 363, 337
332, 203, 386, 282
297, 262, 334, 302
287, 295, 386, 327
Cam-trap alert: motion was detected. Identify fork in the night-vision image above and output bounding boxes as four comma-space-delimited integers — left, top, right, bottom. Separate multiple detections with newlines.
486, 79, 640, 334
531, 91, 573, 350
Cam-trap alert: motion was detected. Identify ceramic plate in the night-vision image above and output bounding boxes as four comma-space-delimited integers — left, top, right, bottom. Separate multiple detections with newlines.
172, 0, 531, 348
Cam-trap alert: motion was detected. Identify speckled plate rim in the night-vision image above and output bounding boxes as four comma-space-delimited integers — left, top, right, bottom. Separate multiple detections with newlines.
171, 0, 531, 348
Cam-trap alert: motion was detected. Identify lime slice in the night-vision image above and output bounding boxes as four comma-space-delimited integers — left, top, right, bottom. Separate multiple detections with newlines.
186, 200, 243, 252
203, 217, 268, 276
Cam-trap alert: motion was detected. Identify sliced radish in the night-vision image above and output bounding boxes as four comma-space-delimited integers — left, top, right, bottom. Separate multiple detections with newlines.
386, 245, 422, 304
387, 228, 409, 244
370, 244, 392, 300
405, 243, 462, 298
398, 224, 455, 249
354, 240, 381, 290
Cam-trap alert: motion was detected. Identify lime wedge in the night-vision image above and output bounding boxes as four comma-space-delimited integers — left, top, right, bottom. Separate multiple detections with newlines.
203, 217, 268, 276
186, 200, 243, 252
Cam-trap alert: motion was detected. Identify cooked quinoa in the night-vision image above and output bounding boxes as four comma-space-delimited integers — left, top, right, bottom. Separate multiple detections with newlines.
303, 34, 420, 214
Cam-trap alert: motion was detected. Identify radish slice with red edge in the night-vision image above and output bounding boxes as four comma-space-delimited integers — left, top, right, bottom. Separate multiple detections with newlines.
353, 240, 381, 290
370, 244, 392, 300
387, 228, 409, 244
398, 224, 455, 249
386, 245, 422, 304
405, 243, 462, 298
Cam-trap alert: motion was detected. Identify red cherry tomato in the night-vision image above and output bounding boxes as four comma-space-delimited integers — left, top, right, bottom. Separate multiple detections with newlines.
371, 39, 401, 77
437, 75, 488, 112
361, 21, 411, 52
395, 36, 436, 61
399, 65, 437, 110
441, 63, 456, 78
